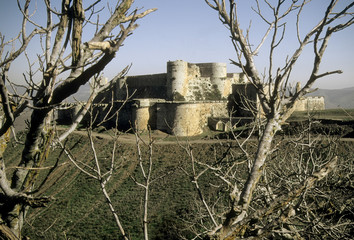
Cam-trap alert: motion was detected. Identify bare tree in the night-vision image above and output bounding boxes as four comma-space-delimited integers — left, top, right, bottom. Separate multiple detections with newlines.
176, 115, 351, 239
131, 129, 154, 240
59, 121, 130, 240
204, 0, 354, 238
0, 0, 155, 238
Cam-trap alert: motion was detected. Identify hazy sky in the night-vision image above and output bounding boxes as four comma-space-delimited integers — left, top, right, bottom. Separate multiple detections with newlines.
1, 0, 353, 89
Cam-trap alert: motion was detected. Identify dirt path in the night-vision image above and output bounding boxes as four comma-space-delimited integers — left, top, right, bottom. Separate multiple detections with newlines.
71, 129, 243, 145
71, 129, 354, 145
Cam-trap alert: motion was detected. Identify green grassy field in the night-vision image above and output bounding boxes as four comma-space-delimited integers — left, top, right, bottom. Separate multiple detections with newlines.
290, 109, 354, 121
3, 127, 354, 239
4, 109, 354, 239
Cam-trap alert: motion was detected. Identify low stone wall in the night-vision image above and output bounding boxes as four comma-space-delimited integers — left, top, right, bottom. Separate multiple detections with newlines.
294, 96, 325, 111
208, 117, 253, 131
131, 99, 152, 131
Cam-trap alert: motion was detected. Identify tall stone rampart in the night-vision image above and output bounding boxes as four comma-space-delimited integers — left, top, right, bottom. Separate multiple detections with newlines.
116, 73, 167, 99
197, 62, 227, 96
125, 73, 167, 87
156, 101, 228, 136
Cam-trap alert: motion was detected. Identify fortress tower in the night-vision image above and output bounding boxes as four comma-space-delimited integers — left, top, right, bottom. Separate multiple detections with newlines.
198, 62, 227, 94
166, 60, 229, 101
131, 99, 151, 131
166, 60, 188, 100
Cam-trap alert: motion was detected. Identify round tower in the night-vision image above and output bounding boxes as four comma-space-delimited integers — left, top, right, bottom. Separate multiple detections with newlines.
209, 63, 227, 97
166, 60, 188, 100
131, 99, 150, 131
209, 62, 227, 78
172, 103, 203, 136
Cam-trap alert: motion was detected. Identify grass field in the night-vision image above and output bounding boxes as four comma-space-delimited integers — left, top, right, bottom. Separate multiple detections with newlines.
290, 108, 354, 121
4, 108, 354, 239
3, 125, 354, 239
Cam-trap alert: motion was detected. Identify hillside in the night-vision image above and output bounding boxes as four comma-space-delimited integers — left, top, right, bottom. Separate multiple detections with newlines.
4, 134, 228, 239
3, 127, 354, 239
307, 86, 354, 109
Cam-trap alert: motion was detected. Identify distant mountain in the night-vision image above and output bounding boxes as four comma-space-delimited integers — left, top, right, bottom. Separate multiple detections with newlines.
68, 83, 91, 102
307, 87, 354, 109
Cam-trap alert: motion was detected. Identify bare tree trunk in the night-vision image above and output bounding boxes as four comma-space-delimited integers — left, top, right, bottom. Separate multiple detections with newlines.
5, 109, 50, 237
238, 117, 279, 211
0, 0, 156, 237
204, 1, 354, 239
143, 182, 149, 240
219, 117, 278, 238
133, 131, 154, 240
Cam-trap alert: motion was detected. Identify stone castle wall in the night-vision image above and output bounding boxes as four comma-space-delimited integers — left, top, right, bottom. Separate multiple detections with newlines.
294, 96, 325, 111
229, 83, 259, 117
121, 73, 167, 99
114, 60, 248, 102
164, 60, 247, 101
126, 73, 167, 87
155, 101, 228, 136
57, 60, 326, 136
57, 102, 115, 126
113, 99, 229, 136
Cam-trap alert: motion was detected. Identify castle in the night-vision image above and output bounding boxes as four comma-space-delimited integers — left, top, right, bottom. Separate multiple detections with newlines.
57, 60, 325, 136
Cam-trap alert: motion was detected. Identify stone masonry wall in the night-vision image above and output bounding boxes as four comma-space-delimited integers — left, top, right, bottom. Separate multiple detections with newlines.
118, 73, 167, 99
294, 96, 325, 111
165, 60, 245, 101
155, 101, 228, 136
56, 61, 326, 136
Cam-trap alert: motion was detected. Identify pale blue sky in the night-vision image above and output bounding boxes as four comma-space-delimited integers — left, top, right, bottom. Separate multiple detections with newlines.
1, 0, 353, 89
